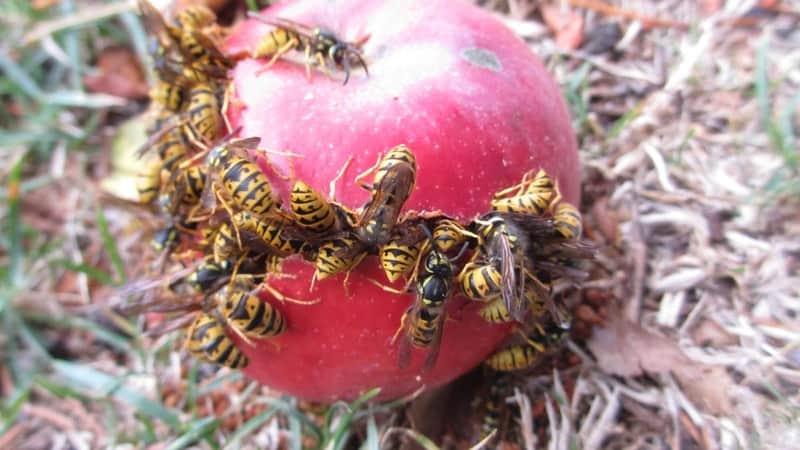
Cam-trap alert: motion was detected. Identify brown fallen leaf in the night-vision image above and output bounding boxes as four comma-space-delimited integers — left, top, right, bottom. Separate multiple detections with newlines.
590, 196, 620, 244
588, 314, 735, 415
690, 319, 738, 347
540, 4, 584, 50
672, 364, 734, 416
587, 314, 688, 377
84, 46, 148, 100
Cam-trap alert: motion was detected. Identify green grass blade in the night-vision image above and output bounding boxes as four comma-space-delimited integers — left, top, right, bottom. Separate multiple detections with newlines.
22, 311, 132, 352
51, 359, 181, 428
755, 35, 770, 129
96, 206, 126, 285
46, 90, 126, 108
0, 52, 43, 100
164, 416, 219, 450
260, 396, 322, 443
224, 409, 278, 450
4, 152, 25, 290
0, 384, 32, 435
361, 415, 379, 450
287, 398, 302, 450
329, 388, 381, 450
186, 362, 200, 417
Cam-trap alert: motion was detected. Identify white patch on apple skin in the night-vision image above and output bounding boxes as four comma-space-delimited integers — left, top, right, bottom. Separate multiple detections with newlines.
461, 48, 502, 72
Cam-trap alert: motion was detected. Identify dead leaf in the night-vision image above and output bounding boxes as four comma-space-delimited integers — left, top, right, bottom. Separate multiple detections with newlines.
590, 196, 620, 244
84, 46, 148, 100
587, 314, 688, 377
589, 314, 735, 415
672, 364, 734, 416
690, 319, 738, 347
540, 5, 584, 50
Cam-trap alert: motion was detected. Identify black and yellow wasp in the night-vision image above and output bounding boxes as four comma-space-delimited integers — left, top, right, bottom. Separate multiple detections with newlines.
246, 13, 369, 85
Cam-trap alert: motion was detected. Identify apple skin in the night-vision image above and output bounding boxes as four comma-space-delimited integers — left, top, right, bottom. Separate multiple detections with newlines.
223, 0, 579, 402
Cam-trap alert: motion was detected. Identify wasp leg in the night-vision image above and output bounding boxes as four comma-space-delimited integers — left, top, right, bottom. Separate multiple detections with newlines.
258, 280, 320, 305
391, 309, 410, 345
329, 156, 354, 200
492, 170, 536, 199
256, 37, 300, 75
353, 151, 385, 191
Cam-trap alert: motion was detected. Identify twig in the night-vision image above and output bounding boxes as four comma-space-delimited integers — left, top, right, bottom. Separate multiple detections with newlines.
23, 404, 76, 430
0, 423, 27, 449
567, 0, 689, 30
23, 1, 137, 45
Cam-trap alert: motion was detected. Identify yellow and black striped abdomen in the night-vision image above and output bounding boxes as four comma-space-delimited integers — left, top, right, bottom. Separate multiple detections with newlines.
175, 5, 215, 29
156, 128, 187, 171
290, 181, 335, 232
185, 85, 221, 144
484, 344, 542, 371
373, 144, 417, 189
220, 156, 280, 217
380, 240, 421, 282
553, 202, 582, 239
408, 307, 443, 348
431, 220, 469, 253
186, 314, 248, 369
315, 237, 364, 280
490, 191, 552, 215
458, 263, 503, 301
150, 81, 185, 112
479, 298, 511, 323
213, 222, 239, 262
218, 290, 285, 338
252, 27, 303, 58
136, 158, 161, 204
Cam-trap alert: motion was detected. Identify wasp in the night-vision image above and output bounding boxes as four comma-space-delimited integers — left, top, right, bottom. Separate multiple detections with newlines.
478, 276, 550, 323
380, 238, 424, 283
458, 262, 504, 303
159, 165, 206, 216
469, 214, 528, 322
184, 82, 224, 146
213, 211, 309, 263
151, 225, 179, 253
185, 313, 249, 369
354, 145, 417, 250
390, 225, 469, 370
139, 1, 230, 74
484, 321, 568, 372
552, 201, 582, 240
136, 157, 163, 205
395, 246, 456, 370
216, 286, 286, 339
247, 13, 368, 85
199, 136, 282, 220
490, 169, 558, 216
150, 80, 186, 112
314, 235, 365, 281
431, 219, 475, 253
289, 180, 352, 234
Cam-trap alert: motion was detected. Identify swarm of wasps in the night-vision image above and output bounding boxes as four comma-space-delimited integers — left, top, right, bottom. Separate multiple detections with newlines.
124, 2, 592, 383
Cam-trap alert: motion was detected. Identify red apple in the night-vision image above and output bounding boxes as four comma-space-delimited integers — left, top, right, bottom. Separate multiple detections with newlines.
222, 0, 579, 401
